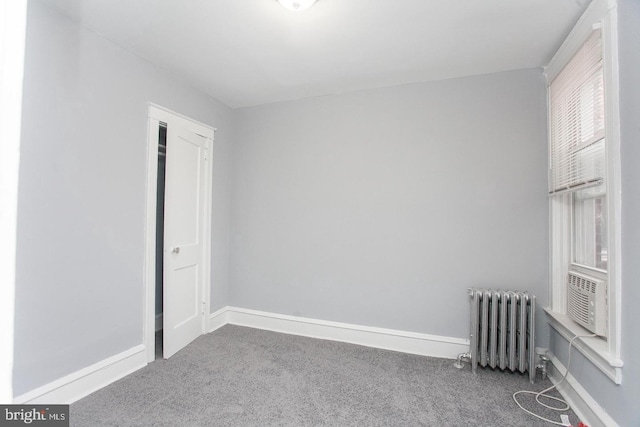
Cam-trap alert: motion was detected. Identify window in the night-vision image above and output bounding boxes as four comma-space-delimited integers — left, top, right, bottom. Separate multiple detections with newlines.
545, 0, 622, 384
573, 187, 607, 270
549, 29, 607, 275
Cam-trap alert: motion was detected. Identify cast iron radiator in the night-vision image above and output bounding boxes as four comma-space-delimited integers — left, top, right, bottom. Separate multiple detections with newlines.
463, 288, 536, 383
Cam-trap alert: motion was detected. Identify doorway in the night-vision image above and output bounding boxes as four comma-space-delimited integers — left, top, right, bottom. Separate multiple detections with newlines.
155, 123, 167, 359
144, 104, 215, 363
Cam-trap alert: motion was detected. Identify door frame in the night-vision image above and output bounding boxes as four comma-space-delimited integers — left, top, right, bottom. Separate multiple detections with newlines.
143, 103, 215, 363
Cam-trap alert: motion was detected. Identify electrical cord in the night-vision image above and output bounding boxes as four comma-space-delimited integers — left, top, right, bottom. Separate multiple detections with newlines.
512, 333, 597, 426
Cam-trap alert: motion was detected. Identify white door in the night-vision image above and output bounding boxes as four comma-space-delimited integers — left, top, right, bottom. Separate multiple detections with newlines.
163, 124, 208, 358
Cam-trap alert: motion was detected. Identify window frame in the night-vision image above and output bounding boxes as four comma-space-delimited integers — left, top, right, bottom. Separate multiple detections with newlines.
545, 0, 623, 384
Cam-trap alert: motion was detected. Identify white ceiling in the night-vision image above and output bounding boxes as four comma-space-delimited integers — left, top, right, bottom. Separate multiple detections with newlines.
43, 0, 590, 109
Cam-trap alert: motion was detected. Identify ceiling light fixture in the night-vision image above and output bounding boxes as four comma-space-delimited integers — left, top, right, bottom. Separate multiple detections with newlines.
277, 0, 317, 11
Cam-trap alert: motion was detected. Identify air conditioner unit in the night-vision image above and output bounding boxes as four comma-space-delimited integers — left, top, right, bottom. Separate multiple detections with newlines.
567, 271, 607, 337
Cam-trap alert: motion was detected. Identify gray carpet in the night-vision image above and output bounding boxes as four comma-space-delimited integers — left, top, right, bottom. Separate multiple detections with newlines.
71, 325, 579, 426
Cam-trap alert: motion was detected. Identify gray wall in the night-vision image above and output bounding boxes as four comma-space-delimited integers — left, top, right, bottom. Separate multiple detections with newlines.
548, 1, 640, 425
13, 0, 233, 396
231, 69, 549, 340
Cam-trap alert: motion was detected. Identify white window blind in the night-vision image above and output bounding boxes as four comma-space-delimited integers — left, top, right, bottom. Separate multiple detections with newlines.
549, 29, 605, 195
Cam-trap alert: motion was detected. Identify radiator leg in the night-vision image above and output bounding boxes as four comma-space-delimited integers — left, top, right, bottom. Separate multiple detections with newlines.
454, 352, 471, 369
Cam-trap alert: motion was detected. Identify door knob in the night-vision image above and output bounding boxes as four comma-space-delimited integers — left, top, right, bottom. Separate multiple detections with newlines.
171, 246, 180, 254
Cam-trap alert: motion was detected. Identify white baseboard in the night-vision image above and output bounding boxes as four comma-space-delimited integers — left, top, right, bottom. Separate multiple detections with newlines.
548, 353, 619, 427
13, 345, 147, 405
211, 306, 469, 360
12, 308, 469, 406
155, 313, 163, 332
208, 306, 229, 333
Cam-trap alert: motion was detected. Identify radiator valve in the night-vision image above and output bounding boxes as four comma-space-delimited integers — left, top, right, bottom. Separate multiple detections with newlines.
454, 352, 471, 369
536, 353, 550, 380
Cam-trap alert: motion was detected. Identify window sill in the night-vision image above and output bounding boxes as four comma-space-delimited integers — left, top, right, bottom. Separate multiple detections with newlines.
545, 308, 623, 384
